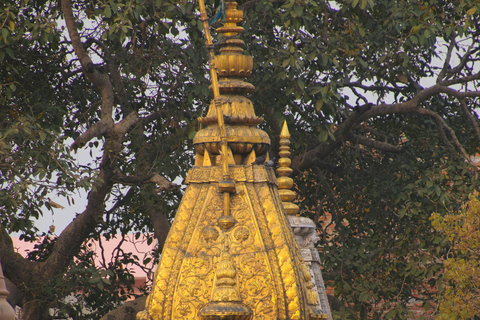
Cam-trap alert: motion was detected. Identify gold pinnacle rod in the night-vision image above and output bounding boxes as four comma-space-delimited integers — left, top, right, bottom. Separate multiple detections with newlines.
198, 0, 232, 222
224, 193, 230, 216
198, 0, 229, 178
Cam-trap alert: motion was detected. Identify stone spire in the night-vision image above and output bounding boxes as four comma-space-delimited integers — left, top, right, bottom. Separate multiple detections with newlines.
275, 121, 333, 320
137, 1, 324, 319
0, 262, 16, 320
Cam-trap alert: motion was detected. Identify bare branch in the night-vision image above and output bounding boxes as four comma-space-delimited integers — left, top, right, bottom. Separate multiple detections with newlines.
112, 172, 178, 191
438, 70, 480, 87
433, 116, 454, 151
112, 172, 156, 185
296, 79, 480, 173
444, 45, 479, 81
62, 0, 115, 150
115, 111, 141, 136
42, 175, 114, 275
415, 108, 471, 161
71, 120, 111, 150
459, 99, 480, 145
347, 133, 404, 153
437, 32, 456, 83
339, 81, 405, 93
0, 229, 36, 286
353, 125, 389, 141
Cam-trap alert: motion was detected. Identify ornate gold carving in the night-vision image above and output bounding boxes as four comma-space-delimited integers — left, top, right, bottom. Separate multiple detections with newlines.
218, 215, 236, 230
211, 236, 241, 302
203, 226, 220, 243
186, 166, 276, 184
215, 55, 253, 77
139, 1, 319, 319
233, 226, 250, 242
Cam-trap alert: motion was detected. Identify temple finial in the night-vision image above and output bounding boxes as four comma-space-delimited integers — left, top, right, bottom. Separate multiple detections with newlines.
276, 120, 300, 215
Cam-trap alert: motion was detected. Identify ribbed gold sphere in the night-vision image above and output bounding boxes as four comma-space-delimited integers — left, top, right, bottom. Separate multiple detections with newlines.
215, 55, 253, 77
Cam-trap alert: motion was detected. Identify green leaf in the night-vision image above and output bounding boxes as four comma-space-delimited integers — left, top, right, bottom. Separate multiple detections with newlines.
358, 27, 365, 37
358, 291, 369, 302
320, 86, 328, 97
311, 87, 322, 95
384, 309, 397, 318
1, 28, 8, 41
352, 0, 359, 8
105, 7, 112, 18
318, 130, 328, 142
294, 5, 303, 17
321, 55, 329, 66
297, 78, 305, 90
424, 29, 430, 39
360, 0, 367, 9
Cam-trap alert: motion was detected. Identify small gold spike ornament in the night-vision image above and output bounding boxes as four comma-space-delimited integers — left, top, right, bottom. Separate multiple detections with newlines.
276, 121, 300, 215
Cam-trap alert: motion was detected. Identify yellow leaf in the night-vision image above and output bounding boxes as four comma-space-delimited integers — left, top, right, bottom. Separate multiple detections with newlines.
397, 74, 409, 84
411, 25, 422, 34
466, 8, 476, 16
48, 198, 65, 209
9, 20, 14, 31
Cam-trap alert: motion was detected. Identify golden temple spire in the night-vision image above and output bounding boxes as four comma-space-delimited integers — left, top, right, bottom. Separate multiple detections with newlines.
277, 120, 300, 216
137, 2, 325, 319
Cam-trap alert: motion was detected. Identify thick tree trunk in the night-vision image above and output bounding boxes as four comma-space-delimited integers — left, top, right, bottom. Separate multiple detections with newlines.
22, 300, 50, 320
99, 296, 148, 320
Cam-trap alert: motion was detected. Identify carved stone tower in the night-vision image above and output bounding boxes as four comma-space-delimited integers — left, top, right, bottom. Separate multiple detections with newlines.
276, 121, 333, 320
137, 1, 326, 319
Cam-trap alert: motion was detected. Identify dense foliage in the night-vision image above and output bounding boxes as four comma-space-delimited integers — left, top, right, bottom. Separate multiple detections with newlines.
431, 192, 480, 320
1, 0, 479, 319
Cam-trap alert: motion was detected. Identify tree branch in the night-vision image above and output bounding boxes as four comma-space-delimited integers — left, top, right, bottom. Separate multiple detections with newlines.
111, 172, 177, 191
42, 175, 114, 275
0, 229, 36, 286
437, 32, 456, 83
415, 108, 471, 161
295, 78, 480, 173
62, 0, 115, 150
347, 133, 404, 153
459, 99, 480, 146
71, 120, 110, 150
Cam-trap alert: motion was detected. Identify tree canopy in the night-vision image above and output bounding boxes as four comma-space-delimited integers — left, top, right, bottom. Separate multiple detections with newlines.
432, 192, 480, 320
1, 0, 480, 319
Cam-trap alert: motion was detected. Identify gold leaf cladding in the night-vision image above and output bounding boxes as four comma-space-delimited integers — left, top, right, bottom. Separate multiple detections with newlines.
144, 166, 312, 320
233, 226, 250, 243
172, 190, 223, 318
255, 182, 307, 320
245, 183, 286, 319
255, 299, 276, 320
147, 184, 209, 320
174, 301, 195, 320
231, 193, 249, 220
